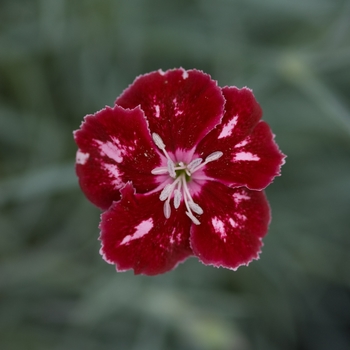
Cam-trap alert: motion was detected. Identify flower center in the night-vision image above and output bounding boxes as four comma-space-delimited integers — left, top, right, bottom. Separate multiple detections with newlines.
151, 133, 223, 225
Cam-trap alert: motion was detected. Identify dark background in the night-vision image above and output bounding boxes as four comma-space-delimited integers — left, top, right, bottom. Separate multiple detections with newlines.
1, 1, 350, 349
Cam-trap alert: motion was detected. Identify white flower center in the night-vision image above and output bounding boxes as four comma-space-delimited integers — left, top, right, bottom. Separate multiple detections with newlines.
151, 133, 223, 225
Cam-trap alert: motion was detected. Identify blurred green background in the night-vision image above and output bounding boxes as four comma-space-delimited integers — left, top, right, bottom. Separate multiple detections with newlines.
1, 0, 350, 349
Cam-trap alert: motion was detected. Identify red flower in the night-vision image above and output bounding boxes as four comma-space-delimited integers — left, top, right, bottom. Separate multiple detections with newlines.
74, 68, 285, 275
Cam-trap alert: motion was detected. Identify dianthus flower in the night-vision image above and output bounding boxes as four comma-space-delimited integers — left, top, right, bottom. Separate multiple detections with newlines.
74, 68, 285, 275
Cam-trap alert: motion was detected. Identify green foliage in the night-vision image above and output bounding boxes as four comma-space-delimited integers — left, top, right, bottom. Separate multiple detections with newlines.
1, 0, 350, 349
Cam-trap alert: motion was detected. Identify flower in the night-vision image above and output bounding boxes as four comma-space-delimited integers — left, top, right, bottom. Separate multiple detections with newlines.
74, 68, 285, 275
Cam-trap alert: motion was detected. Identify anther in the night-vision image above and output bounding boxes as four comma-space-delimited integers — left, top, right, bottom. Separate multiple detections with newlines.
159, 184, 173, 201
151, 167, 169, 175
173, 189, 182, 209
188, 201, 203, 215
167, 159, 176, 178
186, 211, 201, 225
205, 151, 223, 163
163, 201, 171, 218
187, 158, 203, 172
152, 133, 166, 150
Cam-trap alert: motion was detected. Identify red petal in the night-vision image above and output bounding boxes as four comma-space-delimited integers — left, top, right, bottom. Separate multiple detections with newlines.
190, 181, 270, 270
100, 183, 193, 275
196, 87, 285, 190
115, 68, 225, 152
74, 105, 162, 210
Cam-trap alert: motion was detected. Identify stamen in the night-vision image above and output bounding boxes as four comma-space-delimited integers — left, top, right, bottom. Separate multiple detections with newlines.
159, 184, 173, 201
191, 151, 223, 172
152, 133, 166, 150
151, 133, 223, 224
182, 177, 192, 201
186, 211, 201, 225
174, 162, 186, 171
173, 189, 182, 209
187, 158, 203, 172
205, 151, 223, 163
188, 201, 203, 215
167, 159, 176, 178
151, 167, 169, 175
152, 132, 175, 169
181, 177, 202, 224
163, 201, 171, 218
